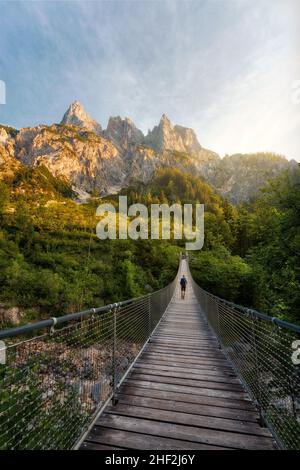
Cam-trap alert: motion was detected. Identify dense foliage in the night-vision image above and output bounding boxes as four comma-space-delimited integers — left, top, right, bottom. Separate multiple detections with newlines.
242, 170, 300, 322
0, 163, 299, 326
0, 166, 181, 326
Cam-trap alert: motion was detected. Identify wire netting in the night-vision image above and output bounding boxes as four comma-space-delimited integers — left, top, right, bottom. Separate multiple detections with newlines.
0, 278, 177, 450
189, 262, 300, 450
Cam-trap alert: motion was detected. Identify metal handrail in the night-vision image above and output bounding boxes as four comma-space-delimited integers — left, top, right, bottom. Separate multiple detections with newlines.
192, 286, 300, 334
0, 297, 148, 341
187, 255, 300, 333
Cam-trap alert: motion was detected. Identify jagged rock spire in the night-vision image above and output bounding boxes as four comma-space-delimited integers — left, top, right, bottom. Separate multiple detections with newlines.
145, 114, 202, 154
61, 101, 102, 135
104, 116, 144, 148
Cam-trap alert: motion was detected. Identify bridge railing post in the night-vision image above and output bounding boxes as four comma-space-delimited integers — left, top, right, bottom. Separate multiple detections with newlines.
216, 302, 222, 349
112, 303, 118, 406
250, 316, 264, 426
148, 293, 151, 337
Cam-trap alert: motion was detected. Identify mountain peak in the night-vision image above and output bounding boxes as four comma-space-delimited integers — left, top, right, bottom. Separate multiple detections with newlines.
61, 101, 102, 135
160, 113, 171, 124
70, 100, 83, 109
104, 116, 144, 148
63, 101, 87, 118
145, 115, 202, 154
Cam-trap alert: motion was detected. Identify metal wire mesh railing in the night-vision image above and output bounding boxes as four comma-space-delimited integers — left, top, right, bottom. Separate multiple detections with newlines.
188, 258, 300, 450
0, 275, 178, 450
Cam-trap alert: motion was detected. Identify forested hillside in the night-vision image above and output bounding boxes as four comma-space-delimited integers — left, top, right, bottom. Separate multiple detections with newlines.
0, 165, 180, 327
0, 163, 299, 327
191, 168, 300, 323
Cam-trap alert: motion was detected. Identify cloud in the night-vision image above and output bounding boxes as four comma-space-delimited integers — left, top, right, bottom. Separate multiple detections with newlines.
197, 37, 300, 159
0, 0, 299, 159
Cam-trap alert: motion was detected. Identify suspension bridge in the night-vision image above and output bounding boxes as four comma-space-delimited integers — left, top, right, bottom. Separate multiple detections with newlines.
0, 256, 299, 450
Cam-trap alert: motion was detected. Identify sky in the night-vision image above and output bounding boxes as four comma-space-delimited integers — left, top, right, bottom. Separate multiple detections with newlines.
0, 0, 299, 160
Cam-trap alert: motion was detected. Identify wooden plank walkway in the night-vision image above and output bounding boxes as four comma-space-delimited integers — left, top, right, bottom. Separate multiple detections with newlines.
81, 261, 276, 450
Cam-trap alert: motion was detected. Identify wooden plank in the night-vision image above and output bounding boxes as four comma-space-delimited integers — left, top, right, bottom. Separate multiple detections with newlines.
154, 331, 211, 336
160, 322, 204, 324
148, 344, 222, 352
150, 333, 217, 348
137, 358, 234, 373
152, 334, 213, 340
151, 340, 215, 346
85, 425, 228, 450
120, 384, 256, 411
96, 414, 275, 450
143, 352, 230, 366
107, 403, 270, 437
151, 333, 217, 339
124, 378, 249, 401
149, 342, 219, 349
118, 393, 259, 423
149, 338, 218, 344
145, 348, 227, 358
150, 337, 216, 344
160, 320, 202, 324
155, 324, 205, 327
132, 365, 240, 385
144, 349, 234, 365
147, 347, 226, 359
149, 339, 220, 346
157, 327, 205, 332
154, 327, 208, 331
134, 360, 239, 383
146, 352, 227, 362
129, 372, 244, 392
148, 340, 222, 348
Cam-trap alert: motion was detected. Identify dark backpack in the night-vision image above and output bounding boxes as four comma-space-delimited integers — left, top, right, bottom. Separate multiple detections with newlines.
180, 277, 187, 287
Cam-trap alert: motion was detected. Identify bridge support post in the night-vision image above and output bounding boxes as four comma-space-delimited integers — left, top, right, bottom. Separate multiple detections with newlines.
112, 303, 118, 406
216, 303, 222, 349
148, 293, 151, 338
251, 317, 265, 426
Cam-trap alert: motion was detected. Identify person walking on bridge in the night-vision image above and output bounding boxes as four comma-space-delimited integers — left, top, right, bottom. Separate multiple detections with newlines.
180, 274, 187, 300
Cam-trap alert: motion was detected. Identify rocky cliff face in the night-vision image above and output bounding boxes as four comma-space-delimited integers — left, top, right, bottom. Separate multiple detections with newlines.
205, 153, 297, 203
0, 127, 21, 179
0, 102, 296, 202
0, 127, 8, 145
174, 124, 202, 154
145, 114, 202, 154
13, 124, 125, 194
143, 114, 219, 177
104, 116, 144, 149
